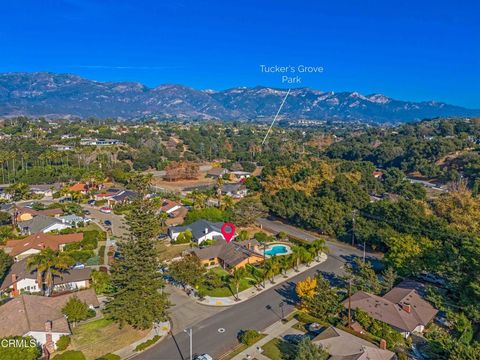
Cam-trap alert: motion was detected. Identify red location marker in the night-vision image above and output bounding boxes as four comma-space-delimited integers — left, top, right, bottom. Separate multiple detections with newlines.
221, 222, 236, 243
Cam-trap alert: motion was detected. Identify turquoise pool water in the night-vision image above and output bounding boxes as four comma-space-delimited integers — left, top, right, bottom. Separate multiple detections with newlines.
265, 245, 289, 256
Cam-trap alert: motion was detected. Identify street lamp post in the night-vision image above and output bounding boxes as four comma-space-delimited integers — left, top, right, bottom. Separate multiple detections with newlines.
263, 243, 267, 288
184, 328, 193, 360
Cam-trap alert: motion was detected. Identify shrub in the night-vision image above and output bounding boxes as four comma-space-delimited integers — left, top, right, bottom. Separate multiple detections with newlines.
134, 335, 161, 352
96, 353, 120, 360
52, 350, 86, 360
295, 311, 329, 326
55, 335, 71, 351
238, 329, 261, 346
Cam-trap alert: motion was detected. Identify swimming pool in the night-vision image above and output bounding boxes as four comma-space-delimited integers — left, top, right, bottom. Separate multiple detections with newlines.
264, 244, 291, 256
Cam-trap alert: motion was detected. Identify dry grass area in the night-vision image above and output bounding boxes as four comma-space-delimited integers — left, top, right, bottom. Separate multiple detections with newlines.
156, 241, 192, 261
152, 172, 215, 191
68, 318, 149, 359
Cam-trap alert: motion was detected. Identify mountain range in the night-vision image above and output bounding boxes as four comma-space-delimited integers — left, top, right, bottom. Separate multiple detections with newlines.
0, 72, 478, 123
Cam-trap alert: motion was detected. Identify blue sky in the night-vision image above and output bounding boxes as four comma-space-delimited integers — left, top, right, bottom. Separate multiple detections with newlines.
0, 0, 479, 107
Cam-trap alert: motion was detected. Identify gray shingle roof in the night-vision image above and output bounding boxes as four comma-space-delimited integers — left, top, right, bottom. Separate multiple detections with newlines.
1, 258, 92, 291
169, 220, 224, 241
18, 215, 66, 233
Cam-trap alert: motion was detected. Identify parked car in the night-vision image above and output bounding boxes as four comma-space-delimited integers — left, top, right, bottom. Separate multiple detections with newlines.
82, 209, 91, 215
194, 355, 213, 360
100, 207, 112, 214
87, 199, 96, 205
104, 220, 112, 226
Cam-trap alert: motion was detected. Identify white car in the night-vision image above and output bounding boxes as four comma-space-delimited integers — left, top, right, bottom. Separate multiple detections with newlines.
194, 355, 213, 360
100, 206, 112, 214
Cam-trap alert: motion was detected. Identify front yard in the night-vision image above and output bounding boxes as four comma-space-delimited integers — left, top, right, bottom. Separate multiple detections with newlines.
198, 267, 256, 297
67, 318, 150, 359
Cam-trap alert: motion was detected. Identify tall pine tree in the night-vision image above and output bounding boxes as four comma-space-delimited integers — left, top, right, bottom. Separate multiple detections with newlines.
105, 174, 168, 329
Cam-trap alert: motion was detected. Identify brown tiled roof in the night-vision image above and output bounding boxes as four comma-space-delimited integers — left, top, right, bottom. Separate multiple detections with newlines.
69, 183, 87, 192
313, 326, 395, 360
0, 258, 92, 291
161, 199, 181, 212
192, 240, 263, 268
165, 207, 189, 226
345, 280, 438, 333
3, 232, 83, 257
0, 289, 99, 337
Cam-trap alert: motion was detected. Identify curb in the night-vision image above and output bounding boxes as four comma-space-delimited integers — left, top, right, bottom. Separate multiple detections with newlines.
114, 320, 171, 360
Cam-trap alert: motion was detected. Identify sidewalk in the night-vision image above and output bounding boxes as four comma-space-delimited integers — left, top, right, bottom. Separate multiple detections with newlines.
230, 318, 299, 360
198, 253, 328, 306
113, 320, 170, 359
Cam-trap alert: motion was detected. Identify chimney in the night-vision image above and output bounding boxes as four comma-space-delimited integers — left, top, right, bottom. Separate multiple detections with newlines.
379, 339, 387, 350
11, 274, 18, 297
204, 228, 209, 234
45, 320, 52, 332
402, 303, 412, 313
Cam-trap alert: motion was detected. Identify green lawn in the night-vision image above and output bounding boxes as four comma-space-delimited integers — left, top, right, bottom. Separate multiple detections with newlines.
68, 318, 150, 360
223, 334, 266, 360
198, 267, 256, 297
262, 338, 297, 360
262, 338, 282, 360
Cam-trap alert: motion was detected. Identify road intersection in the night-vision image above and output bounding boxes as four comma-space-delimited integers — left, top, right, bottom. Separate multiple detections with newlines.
135, 236, 375, 360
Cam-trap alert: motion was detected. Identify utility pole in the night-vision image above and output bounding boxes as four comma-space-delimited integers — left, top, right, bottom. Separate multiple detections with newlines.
263, 243, 267, 288
348, 278, 352, 328
184, 328, 193, 360
351, 210, 356, 246
363, 241, 366, 263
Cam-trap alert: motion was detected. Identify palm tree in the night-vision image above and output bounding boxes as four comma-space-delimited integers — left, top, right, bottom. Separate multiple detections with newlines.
291, 246, 302, 272
159, 212, 168, 227
297, 246, 311, 267
264, 257, 279, 284
27, 248, 74, 296
311, 239, 329, 261
237, 230, 249, 241
230, 267, 246, 300
279, 256, 289, 278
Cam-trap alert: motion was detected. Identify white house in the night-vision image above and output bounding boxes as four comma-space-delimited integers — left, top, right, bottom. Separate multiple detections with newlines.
17, 215, 72, 235
0, 258, 92, 296
160, 199, 182, 214
168, 219, 227, 245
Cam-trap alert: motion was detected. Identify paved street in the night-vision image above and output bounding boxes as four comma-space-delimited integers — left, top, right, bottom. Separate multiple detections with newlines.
135, 255, 346, 360
82, 204, 129, 239
256, 218, 318, 242
166, 285, 226, 334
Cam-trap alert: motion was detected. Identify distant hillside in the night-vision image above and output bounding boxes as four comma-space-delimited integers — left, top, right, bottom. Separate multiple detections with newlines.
0, 72, 478, 123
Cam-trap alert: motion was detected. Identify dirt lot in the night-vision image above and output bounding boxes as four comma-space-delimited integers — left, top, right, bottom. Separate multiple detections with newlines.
152, 172, 215, 192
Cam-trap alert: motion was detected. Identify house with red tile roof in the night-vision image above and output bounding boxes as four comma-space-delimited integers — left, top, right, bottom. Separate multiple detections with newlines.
68, 182, 88, 193
2, 232, 83, 261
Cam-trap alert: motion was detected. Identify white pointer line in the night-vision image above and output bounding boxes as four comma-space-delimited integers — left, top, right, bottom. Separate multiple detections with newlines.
261, 88, 291, 145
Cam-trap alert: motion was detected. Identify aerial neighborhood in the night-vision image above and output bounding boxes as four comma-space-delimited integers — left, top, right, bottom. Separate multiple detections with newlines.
0, 117, 477, 360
